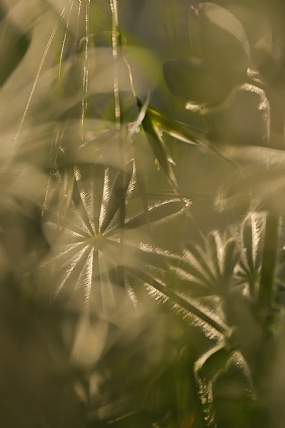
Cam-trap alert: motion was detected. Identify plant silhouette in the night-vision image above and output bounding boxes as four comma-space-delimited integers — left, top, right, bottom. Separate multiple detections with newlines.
1, 1, 285, 427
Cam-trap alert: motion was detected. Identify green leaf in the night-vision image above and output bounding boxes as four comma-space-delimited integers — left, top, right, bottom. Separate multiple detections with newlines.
39, 166, 118, 310
242, 216, 257, 274
147, 106, 205, 146
99, 162, 134, 234
194, 343, 234, 427
184, 243, 220, 287
241, 212, 264, 276
39, 165, 192, 312
103, 239, 175, 275
137, 97, 178, 190
221, 238, 239, 291
181, 233, 240, 299
170, 262, 213, 294
194, 343, 233, 382
206, 232, 222, 280
127, 268, 229, 336
132, 138, 151, 233
147, 105, 240, 165
258, 211, 279, 316
122, 198, 191, 231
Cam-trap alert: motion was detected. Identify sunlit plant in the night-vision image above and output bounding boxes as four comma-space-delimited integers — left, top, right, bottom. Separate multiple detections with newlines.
1, 1, 285, 428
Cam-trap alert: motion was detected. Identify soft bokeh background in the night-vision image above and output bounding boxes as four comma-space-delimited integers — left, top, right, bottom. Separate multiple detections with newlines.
1, 1, 285, 427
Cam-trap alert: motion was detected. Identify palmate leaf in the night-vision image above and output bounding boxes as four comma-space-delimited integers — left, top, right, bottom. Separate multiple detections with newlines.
169, 244, 220, 298
222, 238, 240, 291
122, 198, 191, 231
99, 162, 134, 234
39, 163, 191, 313
235, 212, 265, 297
241, 213, 263, 273
127, 268, 229, 337
206, 232, 223, 280
173, 232, 240, 300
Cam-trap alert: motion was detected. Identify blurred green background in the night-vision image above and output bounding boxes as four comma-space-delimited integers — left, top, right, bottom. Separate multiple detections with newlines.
1, 1, 285, 427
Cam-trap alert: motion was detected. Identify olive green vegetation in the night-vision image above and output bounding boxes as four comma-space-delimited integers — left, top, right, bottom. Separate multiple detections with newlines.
1, 0, 285, 427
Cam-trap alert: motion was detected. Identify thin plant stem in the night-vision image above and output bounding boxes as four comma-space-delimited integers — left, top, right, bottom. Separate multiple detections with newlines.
110, 0, 121, 131
110, 0, 126, 288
